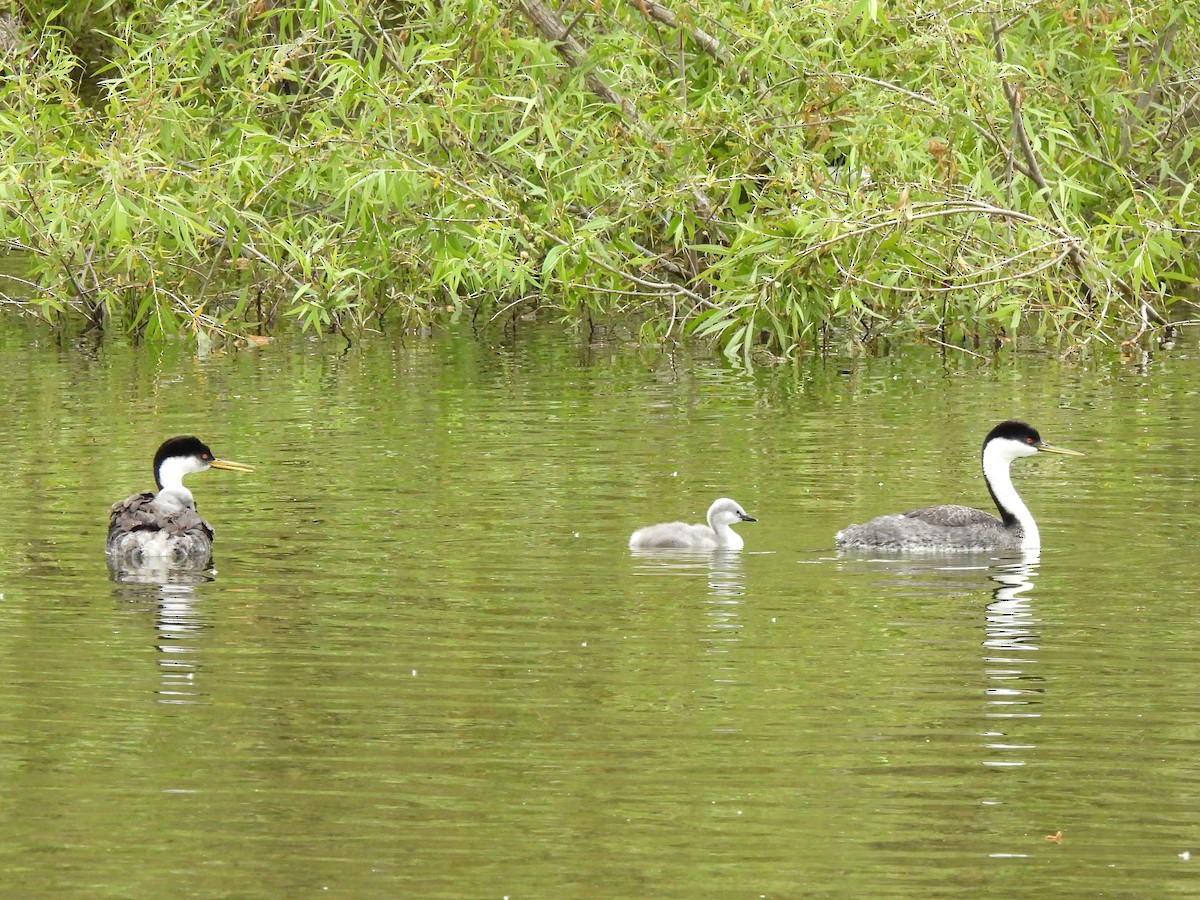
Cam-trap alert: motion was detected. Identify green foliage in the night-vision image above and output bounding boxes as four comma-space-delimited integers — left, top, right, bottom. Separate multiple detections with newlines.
0, 0, 1196, 354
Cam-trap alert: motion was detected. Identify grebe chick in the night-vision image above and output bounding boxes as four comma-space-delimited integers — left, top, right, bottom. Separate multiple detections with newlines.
630, 497, 757, 550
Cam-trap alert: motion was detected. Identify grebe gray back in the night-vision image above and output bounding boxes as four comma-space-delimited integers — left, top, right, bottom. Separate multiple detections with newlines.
106, 436, 254, 565
835, 421, 1082, 552
629, 497, 757, 550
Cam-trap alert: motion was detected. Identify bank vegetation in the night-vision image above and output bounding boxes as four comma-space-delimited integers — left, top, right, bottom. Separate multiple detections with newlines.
1, 0, 1197, 356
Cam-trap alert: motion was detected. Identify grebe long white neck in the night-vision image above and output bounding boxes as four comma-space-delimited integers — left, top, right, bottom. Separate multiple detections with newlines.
155, 455, 208, 512
982, 438, 1039, 549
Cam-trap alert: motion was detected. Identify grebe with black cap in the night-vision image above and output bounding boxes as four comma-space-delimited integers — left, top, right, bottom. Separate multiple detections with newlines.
106, 436, 254, 564
835, 421, 1082, 552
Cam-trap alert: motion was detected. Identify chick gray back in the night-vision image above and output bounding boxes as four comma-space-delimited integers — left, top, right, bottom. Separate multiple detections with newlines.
629, 521, 722, 550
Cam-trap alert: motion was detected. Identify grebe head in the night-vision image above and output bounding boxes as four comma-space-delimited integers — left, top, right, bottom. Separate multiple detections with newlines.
983, 421, 1084, 463
707, 498, 757, 528
153, 436, 254, 492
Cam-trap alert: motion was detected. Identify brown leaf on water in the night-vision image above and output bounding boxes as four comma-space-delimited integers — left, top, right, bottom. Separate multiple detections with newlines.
1045, 831, 1063, 842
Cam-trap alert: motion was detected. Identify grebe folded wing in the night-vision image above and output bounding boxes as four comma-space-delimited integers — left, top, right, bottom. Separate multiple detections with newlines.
900, 505, 1001, 528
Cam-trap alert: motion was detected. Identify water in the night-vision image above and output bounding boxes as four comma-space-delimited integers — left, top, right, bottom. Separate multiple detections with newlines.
0, 323, 1197, 897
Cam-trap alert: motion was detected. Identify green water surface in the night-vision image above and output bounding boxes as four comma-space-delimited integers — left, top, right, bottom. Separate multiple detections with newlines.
0, 325, 1196, 897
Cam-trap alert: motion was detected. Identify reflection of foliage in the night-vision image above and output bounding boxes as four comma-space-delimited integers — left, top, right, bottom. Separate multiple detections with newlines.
0, 0, 1196, 354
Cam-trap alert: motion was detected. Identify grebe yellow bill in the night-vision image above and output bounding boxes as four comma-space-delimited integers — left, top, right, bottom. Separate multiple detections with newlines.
835, 421, 1082, 552
106, 436, 254, 565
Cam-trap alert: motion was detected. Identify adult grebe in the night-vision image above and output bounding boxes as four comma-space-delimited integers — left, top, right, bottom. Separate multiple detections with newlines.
106, 436, 254, 564
835, 421, 1082, 552
629, 497, 757, 550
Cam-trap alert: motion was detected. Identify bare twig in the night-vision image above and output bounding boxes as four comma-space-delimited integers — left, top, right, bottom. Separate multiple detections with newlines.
19, 183, 103, 327
0, 271, 44, 293
560, 6, 588, 40
920, 333, 991, 360
0, 238, 46, 256
989, 18, 1051, 198
989, 16, 1097, 293
796, 199, 1080, 261
516, 0, 641, 126
625, 0, 731, 64
834, 244, 1074, 293
827, 71, 941, 109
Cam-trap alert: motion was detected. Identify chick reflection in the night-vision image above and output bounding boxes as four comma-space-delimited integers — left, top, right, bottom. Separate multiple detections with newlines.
690, 550, 748, 644
699, 552, 746, 704
982, 553, 1042, 767
629, 548, 747, 605
705, 550, 747, 600
631, 549, 747, 693
110, 562, 213, 705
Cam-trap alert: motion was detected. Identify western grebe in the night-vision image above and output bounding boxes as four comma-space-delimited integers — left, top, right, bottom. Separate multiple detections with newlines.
106, 436, 254, 564
629, 497, 757, 550
835, 420, 1082, 552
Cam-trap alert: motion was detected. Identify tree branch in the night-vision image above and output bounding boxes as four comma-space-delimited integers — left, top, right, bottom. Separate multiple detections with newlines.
820, 70, 1041, 183
990, 17, 1050, 198
625, 0, 730, 64
988, 16, 1098, 292
516, 0, 641, 127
